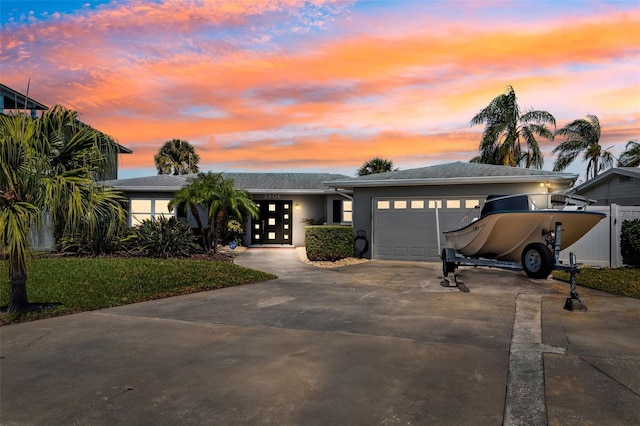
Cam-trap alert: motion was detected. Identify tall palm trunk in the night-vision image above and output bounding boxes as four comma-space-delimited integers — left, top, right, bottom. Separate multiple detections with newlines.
189, 204, 210, 251
213, 208, 227, 254
8, 255, 29, 313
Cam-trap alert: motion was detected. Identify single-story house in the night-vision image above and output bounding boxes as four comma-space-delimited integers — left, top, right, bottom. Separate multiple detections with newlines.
571, 167, 640, 206
101, 173, 354, 248
104, 162, 580, 261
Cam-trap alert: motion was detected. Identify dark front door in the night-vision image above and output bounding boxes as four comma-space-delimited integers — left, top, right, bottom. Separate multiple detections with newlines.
251, 200, 292, 245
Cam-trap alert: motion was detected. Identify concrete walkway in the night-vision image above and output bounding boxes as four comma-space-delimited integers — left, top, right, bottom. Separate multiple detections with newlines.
1, 248, 639, 425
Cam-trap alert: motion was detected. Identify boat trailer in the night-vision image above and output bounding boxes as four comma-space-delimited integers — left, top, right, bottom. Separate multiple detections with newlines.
441, 222, 587, 311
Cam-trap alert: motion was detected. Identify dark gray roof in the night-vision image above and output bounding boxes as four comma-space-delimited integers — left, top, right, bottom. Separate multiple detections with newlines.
573, 167, 640, 193
100, 174, 189, 191
1, 83, 48, 111
325, 162, 578, 188
101, 172, 351, 193
223, 173, 350, 191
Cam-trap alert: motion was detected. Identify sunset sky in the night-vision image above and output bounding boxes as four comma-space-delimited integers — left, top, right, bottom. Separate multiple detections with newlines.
2, 0, 639, 183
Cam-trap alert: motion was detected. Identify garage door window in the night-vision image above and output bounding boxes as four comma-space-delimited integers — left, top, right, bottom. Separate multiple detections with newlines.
446, 200, 461, 209
394, 200, 407, 209
377, 200, 390, 209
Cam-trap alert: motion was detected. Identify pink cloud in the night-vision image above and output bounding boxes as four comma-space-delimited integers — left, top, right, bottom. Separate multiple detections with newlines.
2, 1, 638, 176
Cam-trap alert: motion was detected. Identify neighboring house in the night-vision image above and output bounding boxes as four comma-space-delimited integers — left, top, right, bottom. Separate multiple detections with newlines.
1, 83, 48, 118
325, 162, 579, 261
572, 167, 640, 206
101, 173, 353, 247
1, 83, 132, 250
563, 167, 640, 267
1, 83, 132, 181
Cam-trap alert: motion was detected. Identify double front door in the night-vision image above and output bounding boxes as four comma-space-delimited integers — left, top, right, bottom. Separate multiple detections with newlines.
251, 200, 292, 245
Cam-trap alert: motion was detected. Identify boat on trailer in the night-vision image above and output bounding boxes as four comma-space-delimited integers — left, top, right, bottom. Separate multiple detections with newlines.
441, 192, 606, 279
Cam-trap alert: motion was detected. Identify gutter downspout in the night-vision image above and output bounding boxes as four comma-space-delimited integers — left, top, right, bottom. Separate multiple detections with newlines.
333, 188, 353, 201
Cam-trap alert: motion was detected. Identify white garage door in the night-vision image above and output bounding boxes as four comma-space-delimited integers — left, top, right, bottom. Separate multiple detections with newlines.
372, 197, 479, 261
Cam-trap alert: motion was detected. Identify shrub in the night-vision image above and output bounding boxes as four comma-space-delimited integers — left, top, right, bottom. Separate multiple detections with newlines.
58, 220, 128, 256
221, 218, 245, 246
130, 216, 201, 258
621, 219, 640, 267
305, 226, 354, 261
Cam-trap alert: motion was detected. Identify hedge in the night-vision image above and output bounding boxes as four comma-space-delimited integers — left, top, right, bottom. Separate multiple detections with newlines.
305, 226, 354, 261
621, 219, 640, 267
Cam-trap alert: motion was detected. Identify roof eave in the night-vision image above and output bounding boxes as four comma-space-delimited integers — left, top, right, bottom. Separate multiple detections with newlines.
574, 168, 640, 193
101, 185, 347, 195
326, 174, 578, 188
105, 185, 183, 192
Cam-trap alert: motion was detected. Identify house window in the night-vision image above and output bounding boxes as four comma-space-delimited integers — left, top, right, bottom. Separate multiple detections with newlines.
130, 198, 175, 226
155, 199, 173, 217
342, 200, 353, 222
333, 199, 353, 223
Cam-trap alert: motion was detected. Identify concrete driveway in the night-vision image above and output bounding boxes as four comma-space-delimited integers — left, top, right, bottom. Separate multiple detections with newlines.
1, 248, 639, 425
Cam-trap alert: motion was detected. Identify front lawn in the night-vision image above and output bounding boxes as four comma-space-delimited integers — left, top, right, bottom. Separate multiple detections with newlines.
552, 267, 640, 299
0, 257, 276, 325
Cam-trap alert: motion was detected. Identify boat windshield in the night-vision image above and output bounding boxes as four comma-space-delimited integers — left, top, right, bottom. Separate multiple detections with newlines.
455, 192, 595, 228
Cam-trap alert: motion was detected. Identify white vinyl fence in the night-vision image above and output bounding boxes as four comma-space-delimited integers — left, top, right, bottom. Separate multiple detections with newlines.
560, 205, 640, 268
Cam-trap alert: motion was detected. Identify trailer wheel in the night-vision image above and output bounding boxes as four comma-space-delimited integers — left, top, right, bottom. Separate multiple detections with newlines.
521, 243, 554, 279
441, 249, 456, 277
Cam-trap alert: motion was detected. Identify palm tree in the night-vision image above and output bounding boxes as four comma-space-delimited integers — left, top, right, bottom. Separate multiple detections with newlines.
470, 85, 555, 169
208, 176, 259, 253
39, 106, 125, 241
1, 107, 126, 313
617, 140, 640, 167
357, 157, 397, 176
168, 172, 220, 251
552, 115, 614, 179
169, 173, 258, 253
154, 139, 200, 175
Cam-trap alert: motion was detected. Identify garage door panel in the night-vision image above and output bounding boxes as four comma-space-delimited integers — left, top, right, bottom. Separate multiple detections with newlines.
410, 247, 426, 257
376, 246, 391, 256
373, 198, 472, 261
393, 247, 408, 257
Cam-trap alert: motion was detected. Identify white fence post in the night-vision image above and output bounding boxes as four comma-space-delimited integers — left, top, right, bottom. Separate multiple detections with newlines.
610, 204, 621, 268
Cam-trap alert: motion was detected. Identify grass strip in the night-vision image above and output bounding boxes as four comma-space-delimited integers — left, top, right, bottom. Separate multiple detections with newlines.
553, 267, 640, 299
1, 257, 276, 325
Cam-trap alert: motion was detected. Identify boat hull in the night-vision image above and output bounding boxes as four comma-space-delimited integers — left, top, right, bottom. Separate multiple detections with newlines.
443, 211, 606, 262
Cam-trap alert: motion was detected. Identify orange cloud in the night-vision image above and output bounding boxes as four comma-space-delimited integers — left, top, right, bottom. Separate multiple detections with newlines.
2, 1, 638, 178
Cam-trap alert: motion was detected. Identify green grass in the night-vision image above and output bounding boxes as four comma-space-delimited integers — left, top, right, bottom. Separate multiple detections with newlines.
0, 257, 276, 325
553, 267, 640, 299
